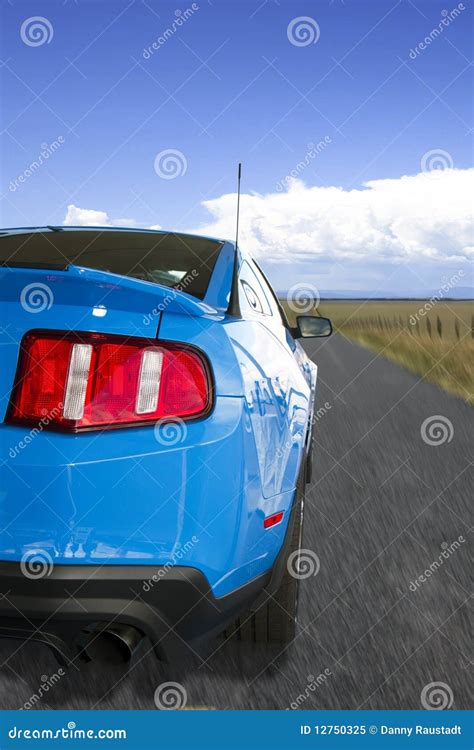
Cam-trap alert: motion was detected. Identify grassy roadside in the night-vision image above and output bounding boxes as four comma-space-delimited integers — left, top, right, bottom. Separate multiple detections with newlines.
338, 328, 474, 405
280, 299, 473, 405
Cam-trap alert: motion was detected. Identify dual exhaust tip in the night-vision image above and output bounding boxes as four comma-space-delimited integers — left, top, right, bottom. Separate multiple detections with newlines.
82, 624, 144, 665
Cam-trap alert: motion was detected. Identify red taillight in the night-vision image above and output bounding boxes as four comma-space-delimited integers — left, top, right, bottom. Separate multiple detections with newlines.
263, 511, 284, 529
7, 331, 212, 432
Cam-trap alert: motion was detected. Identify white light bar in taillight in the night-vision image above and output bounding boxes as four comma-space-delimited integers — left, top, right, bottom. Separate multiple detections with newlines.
135, 349, 163, 414
63, 344, 93, 420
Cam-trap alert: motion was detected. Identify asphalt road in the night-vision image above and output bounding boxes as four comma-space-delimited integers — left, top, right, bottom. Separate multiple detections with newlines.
0, 334, 471, 711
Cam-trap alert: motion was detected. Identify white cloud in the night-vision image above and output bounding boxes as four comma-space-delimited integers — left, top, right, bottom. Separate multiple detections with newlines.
63, 204, 137, 228
61, 171, 473, 292
190, 168, 474, 267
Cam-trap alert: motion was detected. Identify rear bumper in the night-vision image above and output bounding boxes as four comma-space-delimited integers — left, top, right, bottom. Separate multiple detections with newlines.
0, 396, 294, 598
0, 562, 270, 663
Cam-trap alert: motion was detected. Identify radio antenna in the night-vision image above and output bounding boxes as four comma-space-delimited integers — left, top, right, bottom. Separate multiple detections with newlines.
235, 162, 242, 251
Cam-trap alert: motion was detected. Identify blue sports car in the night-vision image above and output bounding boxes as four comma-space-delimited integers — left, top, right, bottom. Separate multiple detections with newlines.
0, 227, 331, 665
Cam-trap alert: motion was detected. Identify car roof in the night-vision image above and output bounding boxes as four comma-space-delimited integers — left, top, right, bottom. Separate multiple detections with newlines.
0, 225, 230, 245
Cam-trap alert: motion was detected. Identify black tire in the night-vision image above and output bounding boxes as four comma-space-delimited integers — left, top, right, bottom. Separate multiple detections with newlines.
228, 473, 305, 644
305, 427, 314, 483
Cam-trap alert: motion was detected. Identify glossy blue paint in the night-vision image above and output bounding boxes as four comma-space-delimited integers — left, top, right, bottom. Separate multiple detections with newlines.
0, 229, 318, 598
203, 240, 236, 312
0, 264, 221, 422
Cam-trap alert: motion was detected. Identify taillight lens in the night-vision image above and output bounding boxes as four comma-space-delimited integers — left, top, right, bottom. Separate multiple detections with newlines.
7, 331, 212, 432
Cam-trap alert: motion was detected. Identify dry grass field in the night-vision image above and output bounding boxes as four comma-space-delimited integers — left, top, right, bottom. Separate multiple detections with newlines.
282, 299, 474, 404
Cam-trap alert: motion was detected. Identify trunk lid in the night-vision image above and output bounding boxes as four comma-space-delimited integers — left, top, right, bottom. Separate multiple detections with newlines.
0, 264, 217, 422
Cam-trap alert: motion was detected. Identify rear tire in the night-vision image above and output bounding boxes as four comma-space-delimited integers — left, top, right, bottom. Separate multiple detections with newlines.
305, 422, 314, 483
229, 473, 305, 644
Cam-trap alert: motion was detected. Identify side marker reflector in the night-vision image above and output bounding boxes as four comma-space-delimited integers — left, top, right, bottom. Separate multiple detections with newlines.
263, 511, 284, 529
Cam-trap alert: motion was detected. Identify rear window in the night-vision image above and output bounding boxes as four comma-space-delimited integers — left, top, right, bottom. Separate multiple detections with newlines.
0, 230, 223, 299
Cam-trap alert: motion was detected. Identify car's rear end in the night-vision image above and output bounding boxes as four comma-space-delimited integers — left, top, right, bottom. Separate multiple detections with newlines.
0, 228, 294, 664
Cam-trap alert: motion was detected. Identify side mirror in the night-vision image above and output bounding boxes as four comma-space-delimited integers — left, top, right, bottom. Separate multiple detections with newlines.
292, 315, 332, 339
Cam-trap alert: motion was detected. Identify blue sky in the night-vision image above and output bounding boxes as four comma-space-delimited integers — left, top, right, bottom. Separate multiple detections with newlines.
1, 0, 472, 293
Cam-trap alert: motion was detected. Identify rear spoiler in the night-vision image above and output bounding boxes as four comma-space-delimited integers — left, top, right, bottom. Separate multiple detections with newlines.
69, 266, 219, 318
0, 264, 220, 319
1, 261, 66, 270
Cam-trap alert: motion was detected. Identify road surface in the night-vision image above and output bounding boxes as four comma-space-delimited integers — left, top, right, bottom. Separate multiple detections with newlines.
0, 335, 471, 710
